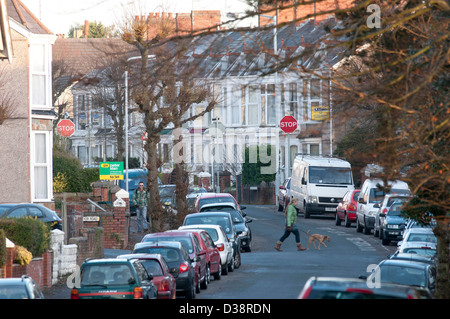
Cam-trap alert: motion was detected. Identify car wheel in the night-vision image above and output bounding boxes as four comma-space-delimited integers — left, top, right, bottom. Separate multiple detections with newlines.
304, 203, 311, 219
356, 216, 363, 232
228, 256, 235, 272
196, 273, 201, 293
344, 213, 351, 227
335, 212, 341, 226
363, 217, 371, 235
186, 280, 195, 299
214, 263, 222, 280
373, 223, 379, 237
234, 250, 241, 269
222, 261, 229, 275
201, 266, 209, 289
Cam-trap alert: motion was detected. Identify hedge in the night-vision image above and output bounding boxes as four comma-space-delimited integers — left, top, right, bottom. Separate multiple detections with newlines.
0, 218, 51, 258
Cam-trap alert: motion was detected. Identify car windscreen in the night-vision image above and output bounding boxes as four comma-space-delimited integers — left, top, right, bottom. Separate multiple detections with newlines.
139, 259, 164, 276
198, 197, 235, 210
0, 285, 29, 299
309, 166, 353, 185
80, 264, 134, 287
185, 215, 232, 234
133, 247, 182, 263
379, 265, 427, 288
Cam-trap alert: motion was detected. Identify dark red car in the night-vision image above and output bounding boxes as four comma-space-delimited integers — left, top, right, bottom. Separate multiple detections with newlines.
142, 231, 207, 293
117, 253, 176, 299
335, 189, 360, 227
180, 229, 222, 282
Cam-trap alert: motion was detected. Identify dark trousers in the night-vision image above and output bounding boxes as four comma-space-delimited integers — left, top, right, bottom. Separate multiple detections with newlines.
279, 228, 301, 243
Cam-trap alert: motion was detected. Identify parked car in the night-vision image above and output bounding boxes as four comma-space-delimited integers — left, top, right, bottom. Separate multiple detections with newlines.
170, 187, 209, 212
179, 224, 234, 276
335, 189, 360, 227
298, 276, 432, 299
0, 203, 62, 230
396, 241, 437, 257
356, 179, 410, 234
71, 258, 157, 299
278, 177, 291, 212
376, 201, 409, 245
0, 275, 45, 299
199, 204, 253, 252
117, 253, 176, 299
183, 212, 241, 271
141, 231, 207, 292
159, 185, 176, 206
195, 193, 241, 212
374, 259, 436, 295
374, 194, 411, 238
132, 241, 196, 298
400, 227, 437, 245
388, 252, 437, 267
176, 229, 222, 281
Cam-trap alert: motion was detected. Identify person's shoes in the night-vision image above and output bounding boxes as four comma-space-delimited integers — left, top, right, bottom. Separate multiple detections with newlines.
275, 241, 283, 251
297, 243, 306, 251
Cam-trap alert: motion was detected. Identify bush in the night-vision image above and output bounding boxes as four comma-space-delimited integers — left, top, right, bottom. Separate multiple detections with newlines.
0, 229, 6, 267
0, 219, 50, 257
14, 246, 32, 266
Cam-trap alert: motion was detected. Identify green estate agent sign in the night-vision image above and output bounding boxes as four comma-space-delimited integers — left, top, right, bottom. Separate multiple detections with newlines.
100, 162, 124, 180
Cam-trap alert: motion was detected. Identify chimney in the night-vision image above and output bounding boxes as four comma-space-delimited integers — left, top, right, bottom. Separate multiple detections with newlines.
84, 20, 89, 38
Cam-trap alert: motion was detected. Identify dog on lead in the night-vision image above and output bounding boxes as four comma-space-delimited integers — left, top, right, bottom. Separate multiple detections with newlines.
306, 230, 330, 250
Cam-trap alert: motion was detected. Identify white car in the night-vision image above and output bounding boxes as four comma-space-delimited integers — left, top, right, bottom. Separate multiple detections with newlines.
398, 227, 437, 247
179, 224, 234, 275
396, 241, 437, 257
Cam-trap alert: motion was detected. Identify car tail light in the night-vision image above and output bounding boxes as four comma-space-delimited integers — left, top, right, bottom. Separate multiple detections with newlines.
133, 287, 144, 299
160, 280, 170, 291
346, 288, 374, 294
70, 289, 79, 299
216, 243, 225, 251
298, 285, 313, 299
348, 204, 357, 211
179, 262, 190, 274
382, 208, 388, 215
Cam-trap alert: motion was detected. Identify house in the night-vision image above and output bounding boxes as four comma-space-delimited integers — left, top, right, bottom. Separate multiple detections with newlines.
65, 15, 347, 192
0, 0, 56, 206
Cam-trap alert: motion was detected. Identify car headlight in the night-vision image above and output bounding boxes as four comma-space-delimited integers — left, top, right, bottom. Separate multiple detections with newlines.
239, 231, 248, 237
307, 196, 318, 203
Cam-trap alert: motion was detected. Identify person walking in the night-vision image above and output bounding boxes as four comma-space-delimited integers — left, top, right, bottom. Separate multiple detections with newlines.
133, 181, 150, 232
275, 197, 306, 251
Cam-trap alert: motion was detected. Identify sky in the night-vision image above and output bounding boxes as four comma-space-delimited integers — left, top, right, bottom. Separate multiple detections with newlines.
21, 0, 253, 35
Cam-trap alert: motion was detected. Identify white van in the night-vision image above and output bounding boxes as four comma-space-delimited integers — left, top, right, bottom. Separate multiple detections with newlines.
356, 179, 410, 234
290, 155, 354, 218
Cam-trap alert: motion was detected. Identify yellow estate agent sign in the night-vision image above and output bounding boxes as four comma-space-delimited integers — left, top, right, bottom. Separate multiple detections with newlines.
100, 162, 124, 180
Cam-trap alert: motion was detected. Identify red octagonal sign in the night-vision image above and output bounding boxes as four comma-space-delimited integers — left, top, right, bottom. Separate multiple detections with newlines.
57, 119, 75, 137
280, 116, 297, 133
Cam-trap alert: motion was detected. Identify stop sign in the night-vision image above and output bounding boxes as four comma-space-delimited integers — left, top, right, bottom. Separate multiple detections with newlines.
280, 116, 297, 133
57, 119, 75, 137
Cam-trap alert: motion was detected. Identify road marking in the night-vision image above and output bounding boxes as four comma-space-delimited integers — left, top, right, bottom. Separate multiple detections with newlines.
346, 237, 376, 251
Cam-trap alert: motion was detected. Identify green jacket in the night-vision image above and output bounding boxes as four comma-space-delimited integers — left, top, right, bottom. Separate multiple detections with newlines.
132, 188, 149, 207
286, 203, 298, 228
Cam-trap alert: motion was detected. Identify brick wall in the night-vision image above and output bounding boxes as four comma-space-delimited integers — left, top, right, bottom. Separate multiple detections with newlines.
11, 251, 52, 289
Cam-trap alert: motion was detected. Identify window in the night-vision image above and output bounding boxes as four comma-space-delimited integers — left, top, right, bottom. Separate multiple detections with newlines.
30, 43, 50, 108
221, 87, 228, 125
33, 132, 51, 201
247, 85, 259, 125
231, 86, 240, 125
261, 84, 276, 124
310, 79, 321, 100
289, 83, 298, 119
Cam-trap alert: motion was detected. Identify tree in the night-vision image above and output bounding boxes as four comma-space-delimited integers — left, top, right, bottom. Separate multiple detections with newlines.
122, 16, 218, 231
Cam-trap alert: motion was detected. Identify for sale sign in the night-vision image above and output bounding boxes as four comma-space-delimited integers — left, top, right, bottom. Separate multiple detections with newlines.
99, 162, 124, 180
